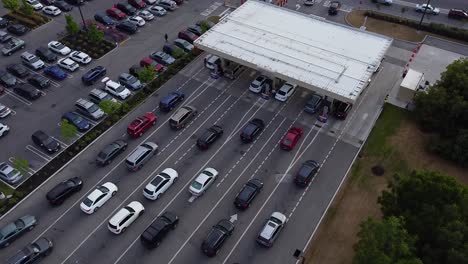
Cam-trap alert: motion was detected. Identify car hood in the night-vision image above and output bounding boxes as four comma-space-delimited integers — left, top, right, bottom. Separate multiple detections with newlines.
44, 139, 60, 151
20, 215, 37, 226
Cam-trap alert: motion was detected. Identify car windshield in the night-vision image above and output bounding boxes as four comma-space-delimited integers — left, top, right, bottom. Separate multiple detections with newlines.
43, 137, 55, 146
277, 90, 286, 95
244, 124, 257, 134
29, 56, 39, 63
82, 197, 93, 207
191, 181, 202, 190
115, 85, 125, 93
14, 219, 25, 229
55, 43, 65, 49
282, 138, 292, 145
97, 151, 107, 159
88, 104, 99, 113
72, 115, 83, 123
98, 186, 109, 193
298, 165, 314, 177
159, 172, 171, 180
30, 0, 39, 4
124, 206, 135, 213
203, 170, 214, 177
238, 186, 254, 200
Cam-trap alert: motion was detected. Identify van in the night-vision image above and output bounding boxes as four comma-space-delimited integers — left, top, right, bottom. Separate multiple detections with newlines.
169, 105, 197, 130
125, 142, 158, 171
223, 61, 244, 80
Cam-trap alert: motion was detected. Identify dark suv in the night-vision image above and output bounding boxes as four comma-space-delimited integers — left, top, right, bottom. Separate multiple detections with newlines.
201, 219, 234, 257
28, 74, 51, 89
294, 160, 319, 187
82, 66, 107, 85
234, 178, 263, 209
448, 9, 468, 19
96, 140, 128, 166
31, 130, 60, 153
35, 47, 57, 63
5, 237, 53, 264
14, 83, 41, 100
140, 211, 178, 248
333, 100, 352, 119
46, 177, 83, 205
197, 125, 223, 150
240, 118, 264, 143
115, 2, 137, 15
159, 92, 184, 112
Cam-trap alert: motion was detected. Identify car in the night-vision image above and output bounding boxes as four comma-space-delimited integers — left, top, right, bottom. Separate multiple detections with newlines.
125, 141, 158, 171
256, 212, 286, 247
89, 88, 118, 104
75, 98, 105, 120
189, 168, 218, 196
0, 30, 12, 43
275, 82, 297, 102
116, 20, 138, 34
31, 130, 60, 153
35, 46, 57, 62
149, 51, 175, 66
333, 100, 352, 119
53, 0, 73, 11
155, 0, 177, 11
128, 16, 145, 27
48, 41, 71, 55
80, 182, 118, 214
448, 9, 468, 19
144, 0, 157, 4
415, 3, 440, 14
0, 215, 37, 248
27, 74, 51, 89
46, 177, 83, 205
129, 0, 146, 9
328, 1, 341, 15
119, 72, 142, 90
62, 111, 90, 131
294, 160, 319, 186
1, 38, 25, 56
129, 64, 143, 77
0, 123, 10, 138
169, 105, 197, 129
115, 2, 137, 15
187, 25, 203, 36
102, 77, 131, 100
159, 91, 184, 112
174, 38, 194, 52
5, 237, 53, 264
127, 112, 157, 137
21, 51, 45, 70
43, 5, 62, 15
197, 125, 223, 150
143, 168, 178, 200
201, 219, 234, 257
26, 0, 44, 10
58, 57, 79, 71
107, 7, 127, 20
304, 93, 323, 114
173, 0, 183, 5
0, 162, 22, 185
94, 12, 115, 25
140, 57, 164, 73
69, 50, 92, 64
108, 201, 144, 234
240, 118, 264, 143
0, 17, 8, 28
0, 103, 12, 118
6, 24, 27, 36
40, 0, 55, 5
6, 63, 29, 78
304, 0, 314, 6
140, 211, 178, 248
234, 178, 263, 209
196, 19, 215, 29
148, 5, 167, 16
65, 0, 84, 5
280, 127, 303, 150
96, 140, 127, 165
44, 65, 67, 80
137, 10, 154, 20
178, 30, 198, 44
14, 83, 41, 100
82, 66, 107, 85
371, 0, 392, 5
249, 75, 269, 93
0, 70, 16, 87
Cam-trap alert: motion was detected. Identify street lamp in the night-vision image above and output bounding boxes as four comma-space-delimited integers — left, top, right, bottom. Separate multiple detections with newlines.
417, 0, 431, 30
77, 1, 87, 31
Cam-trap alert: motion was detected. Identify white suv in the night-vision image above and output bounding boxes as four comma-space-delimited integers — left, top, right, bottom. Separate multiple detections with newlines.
102, 77, 131, 100
274, 82, 297, 102
256, 212, 286, 247
143, 168, 178, 200
58, 58, 79, 72
108, 201, 145, 234
69, 51, 92, 64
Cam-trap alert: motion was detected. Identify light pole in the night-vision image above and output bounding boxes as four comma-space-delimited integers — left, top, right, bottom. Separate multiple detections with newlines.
78, 2, 87, 31
417, 0, 431, 30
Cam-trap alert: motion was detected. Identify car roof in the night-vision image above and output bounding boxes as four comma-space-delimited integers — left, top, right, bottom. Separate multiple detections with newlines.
109, 207, 131, 224
195, 172, 211, 184
87, 188, 104, 202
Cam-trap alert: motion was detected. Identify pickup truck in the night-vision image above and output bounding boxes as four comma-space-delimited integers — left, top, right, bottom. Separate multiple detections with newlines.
2, 38, 25, 56
415, 4, 440, 15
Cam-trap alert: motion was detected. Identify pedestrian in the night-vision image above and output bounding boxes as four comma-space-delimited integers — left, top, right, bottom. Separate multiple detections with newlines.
164, 33, 168, 42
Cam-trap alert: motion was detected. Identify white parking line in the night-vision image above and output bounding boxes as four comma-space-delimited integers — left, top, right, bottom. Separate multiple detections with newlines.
52, 136, 68, 147
8, 157, 36, 175
26, 145, 52, 161
3, 89, 32, 106
188, 196, 197, 203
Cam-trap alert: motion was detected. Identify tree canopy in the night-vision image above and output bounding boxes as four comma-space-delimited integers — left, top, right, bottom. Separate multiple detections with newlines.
65, 15, 80, 36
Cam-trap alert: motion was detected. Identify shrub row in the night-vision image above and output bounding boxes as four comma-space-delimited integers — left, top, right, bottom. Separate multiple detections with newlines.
5, 11, 51, 30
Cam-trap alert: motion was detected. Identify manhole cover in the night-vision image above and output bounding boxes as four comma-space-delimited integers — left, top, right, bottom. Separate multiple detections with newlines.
371, 165, 385, 176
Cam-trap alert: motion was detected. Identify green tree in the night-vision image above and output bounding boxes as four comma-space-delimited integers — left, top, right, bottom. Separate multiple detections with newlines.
99, 100, 121, 115
65, 15, 80, 36
87, 23, 104, 43
378, 171, 468, 264
2, 0, 19, 11
60, 119, 78, 140
20, 0, 33, 15
171, 47, 186, 59
137, 66, 156, 83
12, 157, 29, 176
354, 217, 422, 264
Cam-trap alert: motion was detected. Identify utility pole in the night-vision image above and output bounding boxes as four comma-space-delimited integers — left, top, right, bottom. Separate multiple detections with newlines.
417, 0, 431, 30
78, 3, 87, 31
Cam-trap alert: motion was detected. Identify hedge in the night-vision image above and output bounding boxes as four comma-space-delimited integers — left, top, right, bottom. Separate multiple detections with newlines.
5, 11, 51, 29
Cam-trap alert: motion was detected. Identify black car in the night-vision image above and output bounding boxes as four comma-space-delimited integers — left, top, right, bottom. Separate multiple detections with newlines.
96, 140, 128, 166
40, 0, 55, 4
333, 100, 352, 119
46, 177, 83, 205
240, 118, 265, 143
54, 0, 73, 11
116, 21, 137, 34
94, 12, 115, 25
129, 64, 143, 77
234, 178, 263, 209
140, 211, 178, 248
5, 237, 53, 264
197, 125, 223, 150
0, 17, 9, 28
6, 24, 27, 36
294, 160, 319, 187
328, 1, 341, 15
28, 74, 51, 89
81, 65, 107, 85
187, 25, 203, 36
31, 130, 60, 153
304, 93, 323, 114
0, 70, 17, 87
6, 63, 29, 78
36, 47, 57, 62
448, 8, 468, 19
116, 2, 137, 15
65, 0, 84, 5
14, 83, 41, 100
201, 219, 234, 257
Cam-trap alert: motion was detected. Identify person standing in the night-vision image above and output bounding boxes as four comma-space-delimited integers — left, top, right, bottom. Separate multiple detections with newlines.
164, 33, 168, 42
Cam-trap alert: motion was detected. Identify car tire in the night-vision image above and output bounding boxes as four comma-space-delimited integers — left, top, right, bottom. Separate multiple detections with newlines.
28, 225, 35, 231
94, 207, 99, 213
139, 210, 145, 216
173, 177, 178, 183
157, 193, 161, 199
156, 241, 161, 247
112, 191, 117, 196
122, 227, 127, 233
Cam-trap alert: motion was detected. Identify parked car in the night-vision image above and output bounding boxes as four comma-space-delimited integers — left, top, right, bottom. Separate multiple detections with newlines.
256, 212, 286, 247
143, 168, 178, 200
144, 0, 157, 4
26, 0, 44, 10
0, 215, 37, 248
48, 40, 71, 55
159, 91, 184, 112
53, 0, 73, 11
119, 72, 142, 90
187, 25, 203, 36
69, 50, 92, 64
275, 82, 297, 102
201, 219, 234, 257
65, 0, 84, 5
125, 141, 158, 171
35, 46, 57, 62
75, 98, 105, 120
14, 83, 41, 100
304, 0, 314, 6
448, 8, 468, 19
80, 182, 118, 214
44, 65, 67, 80
240, 118, 264, 143
189, 168, 218, 196
169, 105, 197, 129
0, 30, 11, 43
129, 64, 143, 77
249, 75, 269, 93
155, 0, 177, 11
280, 127, 303, 151
333, 100, 352, 119
31, 130, 60, 153
28, 74, 51, 89
46, 177, 82, 205
102, 77, 131, 100
128, 16, 145, 27
21, 51, 45, 70
2, 38, 25, 56
197, 125, 223, 150
0, 162, 22, 185
174, 38, 194, 52
234, 178, 263, 209
58, 57, 79, 71
0, 17, 8, 28
138, 10, 154, 20
6, 24, 27, 35
106, 7, 127, 20
43, 5, 62, 15
140, 211, 178, 248
116, 20, 138, 34
94, 12, 115, 25
294, 160, 319, 187
178, 30, 198, 44
0, 123, 10, 138
6, 63, 29, 78
0, 103, 12, 118
148, 5, 167, 16
150, 51, 175, 66
89, 88, 118, 104
115, 2, 137, 15
173, 0, 183, 5
62, 111, 90, 131
82, 66, 106, 85
5, 237, 53, 264
129, 0, 146, 9
40, 0, 55, 5
328, 1, 341, 15
304, 93, 323, 114
415, 3, 440, 14
96, 140, 127, 166
108, 201, 144, 234
140, 57, 164, 72
127, 112, 157, 137
0, 70, 16, 87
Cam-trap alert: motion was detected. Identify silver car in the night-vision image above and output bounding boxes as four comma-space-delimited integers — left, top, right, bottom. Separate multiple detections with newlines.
0, 162, 23, 185
0, 215, 37, 247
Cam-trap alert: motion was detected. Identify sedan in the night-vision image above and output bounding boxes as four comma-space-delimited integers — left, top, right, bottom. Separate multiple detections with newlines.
116, 20, 138, 34
187, 25, 203, 36
275, 82, 297, 102
44, 65, 67, 80
46, 177, 83, 205
304, 93, 323, 114
240, 118, 264, 143
82, 65, 107, 85
174, 38, 194, 52
0, 215, 37, 248
127, 112, 157, 137
36, 46, 57, 62
62, 111, 90, 131
28, 74, 51, 89
0, 103, 12, 118
189, 168, 218, 196
108, 201, 144, 234
280, 127, 303, 151
140, 57, 164, 72
197, 125, 223, 150
80, 182, 118, 214
138, 10, 154, 20
53, 0, 73, 11
58, 57, 79, 71
6, 63, 29, 78
31, 130, 60, 153
143, 168, 178, 200
294, 160, 319, 187
96, 140, 128, 166
118, 72, 142, 90
448, 9, 468, 19
26, 0, 44, 10
7, 24, 27, 36
69, 51, 92, 64
0, 123, 10, 138
0, 70, 17, 87
234, 178, 263, 209
148, 5, 167, 16
150, 51, 175, 65
14, 83, 41, 100
129, 0, 146, 9
128, 16, 145, 27
5, 237, 53, 263
106, 7, 127, 20
0, 162, 22, 184
178, 30, 198, 44
43, 5, 62, 16
94, 12, 115, 25
201, 219, 234, 257
48, 41, 71, 55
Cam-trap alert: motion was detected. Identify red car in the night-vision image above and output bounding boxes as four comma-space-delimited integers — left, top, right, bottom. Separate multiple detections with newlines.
140, 57, 164, 73
128, 0, 146, 9
280, 127, 303, 150
127, 112, 157, 137
106, 7, 127, 20
178, 30, 198, 44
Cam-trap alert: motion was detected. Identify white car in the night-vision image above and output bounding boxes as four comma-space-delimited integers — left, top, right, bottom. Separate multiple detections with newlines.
43, 5, 61, 16
48, 41, 71, 55
102, 77, 131, 100
415, 4, 440, 14
108, 201, 144, 234
249, 75, 269, 93
138, 10, 154, 21
148, 5, 167, 16
0, 123, 9, 137
189, 168, 218, 196
128, 16, 145, 27
143, 168, 178, 200
256, 212, 287, 247
145, 0, 157, 4
275, 82, 297, 102
58, 57, 79, 71
26, 0, 43, 10
80, 182, 118, 214
69, 51, 92, 64
0, 103, 12, 118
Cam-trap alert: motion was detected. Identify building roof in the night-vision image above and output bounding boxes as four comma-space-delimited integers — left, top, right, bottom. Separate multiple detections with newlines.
195, 0, 393, 103
400, 69, 424, 91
